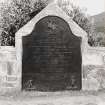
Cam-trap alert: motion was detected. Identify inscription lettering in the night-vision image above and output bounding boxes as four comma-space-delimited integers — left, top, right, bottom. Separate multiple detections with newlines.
22, 16, 82, 91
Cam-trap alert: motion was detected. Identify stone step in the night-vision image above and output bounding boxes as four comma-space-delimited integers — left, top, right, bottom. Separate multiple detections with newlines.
0, 94, 104, 105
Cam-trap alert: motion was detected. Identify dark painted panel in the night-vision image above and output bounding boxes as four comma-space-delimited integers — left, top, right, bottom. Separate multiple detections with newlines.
22, 16, 82, 91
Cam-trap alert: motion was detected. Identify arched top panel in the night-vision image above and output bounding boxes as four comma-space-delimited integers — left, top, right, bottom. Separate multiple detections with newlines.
22, 15, 82, 91
31, 15, 81, 39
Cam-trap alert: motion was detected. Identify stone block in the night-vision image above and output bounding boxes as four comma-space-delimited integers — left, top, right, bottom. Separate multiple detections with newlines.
82, 78, 100, 91
83, 65, 105, 90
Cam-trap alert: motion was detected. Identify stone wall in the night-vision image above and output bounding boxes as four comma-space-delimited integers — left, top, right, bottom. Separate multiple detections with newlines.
0, 46, 20, 94
82, 46, 105, 91
0, 46, 105, 94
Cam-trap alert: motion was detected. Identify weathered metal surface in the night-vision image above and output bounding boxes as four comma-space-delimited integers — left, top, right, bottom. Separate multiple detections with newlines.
22, 16, 82, 91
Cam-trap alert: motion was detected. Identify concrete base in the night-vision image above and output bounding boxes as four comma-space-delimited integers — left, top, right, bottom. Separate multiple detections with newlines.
0, 91, 105, 105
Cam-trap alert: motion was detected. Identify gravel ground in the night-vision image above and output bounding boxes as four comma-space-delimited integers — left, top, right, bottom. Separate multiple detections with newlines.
0, 90, 105, 105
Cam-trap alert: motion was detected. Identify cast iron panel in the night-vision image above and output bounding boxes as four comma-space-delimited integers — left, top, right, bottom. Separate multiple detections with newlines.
22, 16, 82, 91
